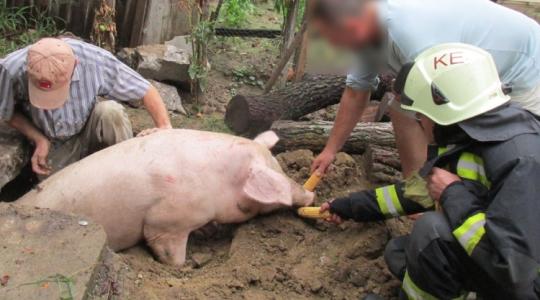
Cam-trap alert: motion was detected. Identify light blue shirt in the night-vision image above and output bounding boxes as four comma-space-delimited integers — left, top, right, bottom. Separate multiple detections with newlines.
347, 0, 540, 96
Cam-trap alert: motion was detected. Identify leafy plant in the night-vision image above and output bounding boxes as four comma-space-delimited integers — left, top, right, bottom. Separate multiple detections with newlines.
274, 0, 305, 29
220, 0, 254, 27
189, 19, 215, 95
0, 1, 63, 57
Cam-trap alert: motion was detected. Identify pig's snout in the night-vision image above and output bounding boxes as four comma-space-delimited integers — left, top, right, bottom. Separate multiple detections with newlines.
290, 181, 315, 207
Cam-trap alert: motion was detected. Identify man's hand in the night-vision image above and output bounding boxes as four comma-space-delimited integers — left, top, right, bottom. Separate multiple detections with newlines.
427, 168, 461, 202
321, 201, 344, 225
31, 137, 51, 176
136, 125, 173, 138
311, 149, 336, 175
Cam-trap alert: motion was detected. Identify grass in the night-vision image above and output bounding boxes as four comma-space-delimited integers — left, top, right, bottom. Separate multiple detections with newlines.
0, 1, 62, 57
19, 274, 75, 300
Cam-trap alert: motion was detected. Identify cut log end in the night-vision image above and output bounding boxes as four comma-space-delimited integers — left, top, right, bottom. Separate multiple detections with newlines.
225, 95, 250, 134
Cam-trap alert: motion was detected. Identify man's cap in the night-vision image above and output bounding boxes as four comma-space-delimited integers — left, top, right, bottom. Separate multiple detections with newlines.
27, 38, 76, 110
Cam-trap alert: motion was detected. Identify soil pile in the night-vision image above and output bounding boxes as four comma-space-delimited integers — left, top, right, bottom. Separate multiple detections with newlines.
112, 149, 403, 299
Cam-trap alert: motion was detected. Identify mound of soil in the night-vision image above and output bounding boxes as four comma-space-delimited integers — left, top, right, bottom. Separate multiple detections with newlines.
276, 149, 371, 201
110, 149, 403, 299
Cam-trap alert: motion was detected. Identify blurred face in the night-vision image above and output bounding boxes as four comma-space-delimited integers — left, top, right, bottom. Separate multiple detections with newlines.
312, 5, 379, 50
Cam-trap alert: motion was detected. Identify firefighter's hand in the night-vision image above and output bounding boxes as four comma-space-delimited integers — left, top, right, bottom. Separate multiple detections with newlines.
427, 168, 461, 202
321, 202, 344, 225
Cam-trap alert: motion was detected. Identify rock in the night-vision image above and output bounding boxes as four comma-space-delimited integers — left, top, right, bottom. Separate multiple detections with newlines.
0, 124, 29, 191
165, 35, 193, 56
116, 47, 137, 69
135, 44, 191, 87
0, 204, 108, 300
148, 80, 187, 115
191, 253, 212, 268
309, 280, 323, 293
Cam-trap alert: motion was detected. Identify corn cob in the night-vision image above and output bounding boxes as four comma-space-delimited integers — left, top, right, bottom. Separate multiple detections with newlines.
297, 207, 332, 219
303, 173, 322, 192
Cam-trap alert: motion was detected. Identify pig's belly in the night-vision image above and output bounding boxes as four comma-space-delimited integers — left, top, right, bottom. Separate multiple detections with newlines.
20, 176, 159, 251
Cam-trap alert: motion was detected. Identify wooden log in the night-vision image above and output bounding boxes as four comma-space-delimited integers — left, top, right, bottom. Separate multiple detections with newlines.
226, 74, 394, 136
364, 145, 402, 184
270, 121, 396, 154
228, 74, 344, 136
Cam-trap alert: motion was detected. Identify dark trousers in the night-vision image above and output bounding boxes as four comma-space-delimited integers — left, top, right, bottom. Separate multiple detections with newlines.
384, 212, 537, 300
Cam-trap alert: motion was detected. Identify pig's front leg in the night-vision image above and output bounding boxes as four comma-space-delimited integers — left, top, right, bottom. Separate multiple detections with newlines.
142, 199, 210, 266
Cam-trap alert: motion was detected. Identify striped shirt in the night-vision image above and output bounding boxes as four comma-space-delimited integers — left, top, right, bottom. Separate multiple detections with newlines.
0, 38, 150, 140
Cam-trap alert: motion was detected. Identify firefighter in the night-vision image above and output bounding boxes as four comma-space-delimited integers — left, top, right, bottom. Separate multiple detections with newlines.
321, 44, 540, 299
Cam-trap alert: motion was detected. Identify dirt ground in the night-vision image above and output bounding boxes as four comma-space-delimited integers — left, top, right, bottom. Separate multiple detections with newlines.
1, 3, 411, 299
95, 150, 408, 300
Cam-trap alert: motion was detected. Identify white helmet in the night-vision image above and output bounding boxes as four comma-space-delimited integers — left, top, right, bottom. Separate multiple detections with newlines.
394, 43, 511, 125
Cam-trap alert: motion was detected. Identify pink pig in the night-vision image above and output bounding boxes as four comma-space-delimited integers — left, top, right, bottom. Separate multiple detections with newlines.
18, 130, 314, 266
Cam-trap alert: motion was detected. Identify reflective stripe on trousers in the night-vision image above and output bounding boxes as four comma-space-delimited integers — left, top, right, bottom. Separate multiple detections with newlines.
403, 271, 466, 300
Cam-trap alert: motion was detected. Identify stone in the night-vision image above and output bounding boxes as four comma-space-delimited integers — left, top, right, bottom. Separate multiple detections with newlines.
116, 47, 137, 69
165, 35, 193, 56
149, 80, 187, 115
309, 280, 323, 293
0, 204, 108, 300
135, 44, 191, 87
0, 124, 29, 191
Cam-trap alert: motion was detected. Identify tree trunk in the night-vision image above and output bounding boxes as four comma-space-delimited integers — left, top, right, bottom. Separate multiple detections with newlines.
269, 121, 396, 154
364, 145, 402, 184
226, 74, 394, 136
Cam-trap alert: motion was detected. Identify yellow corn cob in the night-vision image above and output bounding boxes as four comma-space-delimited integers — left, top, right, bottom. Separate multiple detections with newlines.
303, 173, 322, 192
297, 207, 332, 219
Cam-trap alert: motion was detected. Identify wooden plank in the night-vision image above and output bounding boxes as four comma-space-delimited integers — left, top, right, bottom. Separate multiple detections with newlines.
293, 0, 310, 82
129, 0, 148, 46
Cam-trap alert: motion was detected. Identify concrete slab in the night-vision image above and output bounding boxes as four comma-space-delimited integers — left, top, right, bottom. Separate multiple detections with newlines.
0, 204, 107, 300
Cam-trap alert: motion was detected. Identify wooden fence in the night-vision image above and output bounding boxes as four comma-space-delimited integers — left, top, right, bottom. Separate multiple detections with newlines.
500, 0, 540, 21
5, 0, 192, 47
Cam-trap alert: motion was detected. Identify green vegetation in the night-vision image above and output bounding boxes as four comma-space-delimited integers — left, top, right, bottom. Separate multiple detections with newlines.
20, 274, 75, 300
220, 0, 255, 27
189, 19, 215, 96
0, 1, 62, 57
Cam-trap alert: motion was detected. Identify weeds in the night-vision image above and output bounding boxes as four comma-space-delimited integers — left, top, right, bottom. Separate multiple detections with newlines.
220, 0, 254, 27
19, 274, 75, 300
0, 0, 62, 57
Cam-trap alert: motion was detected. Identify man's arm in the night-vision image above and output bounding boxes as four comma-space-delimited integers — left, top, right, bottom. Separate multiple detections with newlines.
97, 50, 172, 131
142, 85, 172, 129
311, 87, 370, 174
8, 112, 51, 175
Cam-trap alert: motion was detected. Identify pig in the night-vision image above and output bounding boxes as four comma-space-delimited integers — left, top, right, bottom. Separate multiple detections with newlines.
17, 129, 314, 266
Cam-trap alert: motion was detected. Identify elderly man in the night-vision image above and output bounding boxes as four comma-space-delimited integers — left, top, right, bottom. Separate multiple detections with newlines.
309, 0, 540, 179
0, 37, 172, 178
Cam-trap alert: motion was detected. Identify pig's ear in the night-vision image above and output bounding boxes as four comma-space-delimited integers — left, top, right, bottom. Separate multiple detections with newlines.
254, 131, 279, 149
243, 163, 293, 206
